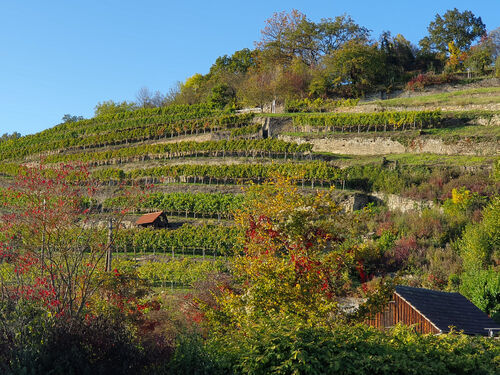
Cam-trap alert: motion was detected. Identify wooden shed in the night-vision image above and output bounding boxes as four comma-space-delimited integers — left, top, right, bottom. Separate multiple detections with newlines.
135, 211, 169, 228
366, 285, 500, 336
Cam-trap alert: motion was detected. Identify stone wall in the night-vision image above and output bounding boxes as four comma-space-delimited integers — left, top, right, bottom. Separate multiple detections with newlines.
339, 191, 438, 214
371, 192, 438, 213
278, 134, 498, 156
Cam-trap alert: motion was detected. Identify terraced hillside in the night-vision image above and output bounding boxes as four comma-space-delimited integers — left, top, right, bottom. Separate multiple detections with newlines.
1, 97, 498, 289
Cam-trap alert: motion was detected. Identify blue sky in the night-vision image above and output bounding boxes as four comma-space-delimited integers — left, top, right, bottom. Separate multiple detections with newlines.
1, 0, 499, 135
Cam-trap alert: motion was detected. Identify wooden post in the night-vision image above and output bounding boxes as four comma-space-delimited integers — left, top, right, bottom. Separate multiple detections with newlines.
105, 219, 113, 272
41, 199, 46, 277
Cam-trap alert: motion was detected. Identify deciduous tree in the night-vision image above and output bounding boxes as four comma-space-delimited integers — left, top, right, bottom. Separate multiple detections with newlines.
0, 164, 131, 318
94, 100, 137, 117
204, 177, 359, 331
323, 41, 385, 97
419, 8, 486, 53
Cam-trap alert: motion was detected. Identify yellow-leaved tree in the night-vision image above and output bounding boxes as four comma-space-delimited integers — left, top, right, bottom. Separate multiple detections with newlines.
203, 176, 366, 333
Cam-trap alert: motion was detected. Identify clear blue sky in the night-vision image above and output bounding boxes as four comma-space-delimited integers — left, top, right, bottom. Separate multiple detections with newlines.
1, 0, 498, 135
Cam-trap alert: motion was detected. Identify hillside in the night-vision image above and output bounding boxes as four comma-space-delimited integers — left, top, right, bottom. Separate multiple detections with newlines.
0, 89, 498, 329
1, 79, 499, 375
2, 3, 500, 372
1, 92, 498, 252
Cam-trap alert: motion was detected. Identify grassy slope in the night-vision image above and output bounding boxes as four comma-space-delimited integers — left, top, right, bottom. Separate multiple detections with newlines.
361, 87, 500, 108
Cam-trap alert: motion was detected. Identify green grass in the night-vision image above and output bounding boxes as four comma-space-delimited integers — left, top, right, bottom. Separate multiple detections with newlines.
283, 122, 500, 140
113, 251, 228, 260
364, 87, 500, 108
309, 153, 496, 167
422, 124, 500, 138
382, 153, 496, 166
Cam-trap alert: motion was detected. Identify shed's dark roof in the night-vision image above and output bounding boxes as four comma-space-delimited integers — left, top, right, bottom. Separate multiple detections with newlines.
136, 211, 164, 225
395, 285, 500, 336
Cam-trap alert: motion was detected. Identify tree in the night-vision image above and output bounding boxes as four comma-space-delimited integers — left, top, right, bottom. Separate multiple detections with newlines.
209, 48, 256, 76
458, 197, 499, 273
177, 74, 211, 105
256, 10, 369, 67
274, 57, 312, 99
94, 100, 137, 117
61, 114, 84, 123
460, 269, 500, 322
0, 132, 21, 143
203, 177, 359, 332
419, 8, 486, 53
0, 164, 129, 318
323, 41, 385, 97
239, 68, 276, 108
136, 86, 165, 108
162, 82, 182, 106
445, 41, 468, 72
0, 165, 169, 373
208, 83, 235, 108
379, 32, 416, 84
256, 9, 308, 65
489, 27, 500, 60
316, 14, 370, 55
464, 39, 494, 74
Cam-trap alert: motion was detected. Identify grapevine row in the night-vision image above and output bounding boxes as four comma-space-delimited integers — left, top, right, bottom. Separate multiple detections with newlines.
292, 110, 442, 131
43, 139, 313, 165
92, 161, 343, 186
43, 103, 224, 137
104, 192, 244, 219
0, 113, 254, 162
129, 259, 228, 287
0, 103, 223, 159
114, 225, 240, 255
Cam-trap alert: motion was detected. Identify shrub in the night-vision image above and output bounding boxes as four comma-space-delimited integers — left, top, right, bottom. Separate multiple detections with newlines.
285, 97, 359, 112
0, 311, 149, 375
406, 72, 458, 91
208, 321, 500, 375
458, 197, 499, 272
167, 332, 229, 375
460, 269, 500, 322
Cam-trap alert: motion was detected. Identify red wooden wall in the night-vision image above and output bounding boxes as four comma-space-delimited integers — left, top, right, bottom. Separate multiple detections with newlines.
365, 293, 441, 334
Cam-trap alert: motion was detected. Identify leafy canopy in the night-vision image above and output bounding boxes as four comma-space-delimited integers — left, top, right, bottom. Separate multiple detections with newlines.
419, 8, 486, 53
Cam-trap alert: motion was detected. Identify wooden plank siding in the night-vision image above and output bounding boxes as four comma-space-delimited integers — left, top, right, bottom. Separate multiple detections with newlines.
365, 293, 441, 334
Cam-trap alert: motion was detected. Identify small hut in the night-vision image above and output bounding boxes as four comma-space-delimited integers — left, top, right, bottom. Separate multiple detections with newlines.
135, 211, 168, 228
366, 285, 500, 336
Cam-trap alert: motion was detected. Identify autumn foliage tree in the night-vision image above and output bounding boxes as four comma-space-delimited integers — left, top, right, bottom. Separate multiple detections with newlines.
0, 164, 173, 374
0, 164, 131, 318
202, 177, 361, 334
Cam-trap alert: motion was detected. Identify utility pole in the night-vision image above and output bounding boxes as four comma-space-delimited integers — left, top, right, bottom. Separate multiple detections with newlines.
105, 218, 113, 272
41, 198, 46, 277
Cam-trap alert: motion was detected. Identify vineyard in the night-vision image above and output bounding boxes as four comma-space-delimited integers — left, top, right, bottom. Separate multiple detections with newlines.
0, 102, 498, 294
0, 107, 255, 162
42, 139, 314, 165
104, 191, 245, 219
114, 225, 240, 256
3, 5, 500, 371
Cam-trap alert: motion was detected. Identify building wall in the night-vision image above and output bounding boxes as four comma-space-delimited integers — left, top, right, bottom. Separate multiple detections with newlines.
366, 293, 441, 334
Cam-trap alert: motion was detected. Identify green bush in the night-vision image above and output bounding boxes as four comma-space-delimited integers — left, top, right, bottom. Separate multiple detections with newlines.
167, 332, 229, 375
207, 321, 500, 375
458, 197, 499, 272
460, 269, 500, 323
0, 304, 150, 375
